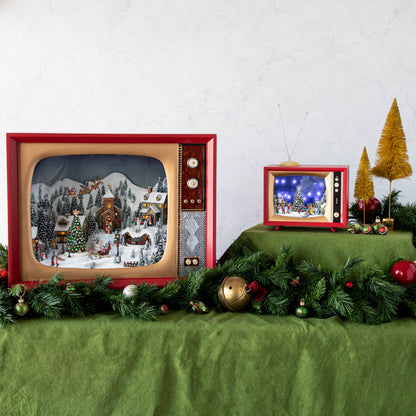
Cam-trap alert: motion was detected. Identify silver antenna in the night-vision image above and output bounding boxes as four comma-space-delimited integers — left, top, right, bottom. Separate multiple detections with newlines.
277, 104, 290, 161
289, 112, 309, 161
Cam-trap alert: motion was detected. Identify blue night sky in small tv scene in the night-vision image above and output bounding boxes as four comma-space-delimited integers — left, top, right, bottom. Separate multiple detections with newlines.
274, 175, 325, 204
32, 154, 166, 187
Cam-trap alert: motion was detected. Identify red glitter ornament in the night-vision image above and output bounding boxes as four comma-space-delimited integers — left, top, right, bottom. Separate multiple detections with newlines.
391, 260, 416, 285
357, 198, 381, 217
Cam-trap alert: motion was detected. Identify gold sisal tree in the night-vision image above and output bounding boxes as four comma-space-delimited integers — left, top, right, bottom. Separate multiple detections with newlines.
354, 146, 374, 224
371, 98, 412, 219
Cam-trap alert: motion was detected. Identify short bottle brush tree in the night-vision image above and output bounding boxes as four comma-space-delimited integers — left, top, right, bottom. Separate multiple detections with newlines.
354, 146, 374, 225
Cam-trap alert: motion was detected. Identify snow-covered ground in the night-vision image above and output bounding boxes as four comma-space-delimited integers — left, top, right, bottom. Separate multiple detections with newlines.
275, 210, 325, 218
39, 225, 166, 269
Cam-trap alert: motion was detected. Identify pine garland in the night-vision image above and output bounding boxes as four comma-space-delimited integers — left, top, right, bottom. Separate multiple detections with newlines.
1, 242, 416, 327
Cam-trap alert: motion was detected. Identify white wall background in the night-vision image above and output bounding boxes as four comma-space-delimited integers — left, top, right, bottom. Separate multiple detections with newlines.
0, 0, 415, 259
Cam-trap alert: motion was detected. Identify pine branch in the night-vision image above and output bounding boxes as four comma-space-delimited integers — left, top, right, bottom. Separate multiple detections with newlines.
327, 288, 354, 318
26, 289, 63, 319
0, 289, 14, 327
0, 243, 8, 271
109, 291, 158, 321
329, 257, 362, 288
252, 291, 289, 316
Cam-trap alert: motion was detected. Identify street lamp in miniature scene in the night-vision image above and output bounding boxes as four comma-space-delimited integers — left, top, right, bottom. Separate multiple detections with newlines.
115, 233, 121, 257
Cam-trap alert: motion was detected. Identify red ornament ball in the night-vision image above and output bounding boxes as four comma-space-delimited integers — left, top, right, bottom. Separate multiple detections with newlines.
357, 198, 381, 216
0, 269, 8, 279
345, 281, 354, 289
159, 304, 169, 315
391, 260, 416, 285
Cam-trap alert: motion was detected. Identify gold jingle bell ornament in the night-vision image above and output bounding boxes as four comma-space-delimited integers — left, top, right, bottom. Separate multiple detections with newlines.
218, 276, 252, 312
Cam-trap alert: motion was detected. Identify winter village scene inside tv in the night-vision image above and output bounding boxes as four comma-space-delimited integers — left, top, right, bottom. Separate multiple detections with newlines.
274, 175, 327, 217
31, 154, 168, 269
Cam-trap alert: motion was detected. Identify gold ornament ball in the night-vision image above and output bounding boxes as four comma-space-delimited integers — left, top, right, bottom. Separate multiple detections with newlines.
218, 276, 252, 312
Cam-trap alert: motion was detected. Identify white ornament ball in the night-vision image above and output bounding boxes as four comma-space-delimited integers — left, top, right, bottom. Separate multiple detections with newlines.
123, 284, 138, 299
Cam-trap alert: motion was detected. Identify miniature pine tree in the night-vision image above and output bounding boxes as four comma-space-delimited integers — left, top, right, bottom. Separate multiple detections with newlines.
354, 146, 374, 224
371, 98, 412, 218
68, 214, 86, 253
292, 186, 306, 211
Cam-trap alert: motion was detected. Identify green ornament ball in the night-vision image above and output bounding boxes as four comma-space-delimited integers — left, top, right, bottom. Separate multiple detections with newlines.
65, 283, 76, 292
190, 300, 209, 314
295, 300, 308, 318
361, 224, 372, 234
15, 300, 29, 317
348, 223, 362, 234
295, 306, 308, 318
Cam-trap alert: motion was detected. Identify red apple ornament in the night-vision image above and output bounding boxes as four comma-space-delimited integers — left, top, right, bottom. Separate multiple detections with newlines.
391, 260, 416, 285
358, 198, 381, 217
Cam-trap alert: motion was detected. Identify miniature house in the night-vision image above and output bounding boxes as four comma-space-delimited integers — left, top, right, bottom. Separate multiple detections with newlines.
138, 187, 167, 225
54, 214, 88, 243
96, 187, 121, 232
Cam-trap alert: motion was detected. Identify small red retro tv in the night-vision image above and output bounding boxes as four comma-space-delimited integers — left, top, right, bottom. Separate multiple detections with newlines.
264, 164, 349, 232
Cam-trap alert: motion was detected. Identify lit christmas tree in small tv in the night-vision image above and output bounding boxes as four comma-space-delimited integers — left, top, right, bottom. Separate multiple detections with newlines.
292, 186, 306, 212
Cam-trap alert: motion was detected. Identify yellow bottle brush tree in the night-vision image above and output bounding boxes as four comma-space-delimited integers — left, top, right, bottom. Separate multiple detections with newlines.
354, 146, 374, 225
371, 98, 412, 219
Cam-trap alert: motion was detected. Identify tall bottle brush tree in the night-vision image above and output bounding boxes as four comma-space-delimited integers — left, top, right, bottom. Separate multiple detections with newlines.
371, 98, 412, 219
354, 146, 374, 224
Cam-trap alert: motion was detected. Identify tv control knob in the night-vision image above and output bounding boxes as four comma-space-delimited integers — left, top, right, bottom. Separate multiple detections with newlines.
334, 212, 340, 218
187, 178, 199, 189
187, 157, 199, 169
185, 258, 192, 266
184, 199, 189, 204
334, 183, 339, 187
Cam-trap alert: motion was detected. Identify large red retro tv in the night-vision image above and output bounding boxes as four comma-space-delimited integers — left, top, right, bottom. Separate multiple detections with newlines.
7, 133, 216, 288
264, 164, 349, 231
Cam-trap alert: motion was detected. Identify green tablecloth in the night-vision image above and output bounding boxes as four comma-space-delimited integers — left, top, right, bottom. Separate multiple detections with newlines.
223, 223, 416, 270
1, 312, 416, 416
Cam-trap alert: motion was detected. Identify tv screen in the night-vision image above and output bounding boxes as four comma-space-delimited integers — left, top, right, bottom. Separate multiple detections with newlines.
273, 175, 326, 218
31, 154, 168, 269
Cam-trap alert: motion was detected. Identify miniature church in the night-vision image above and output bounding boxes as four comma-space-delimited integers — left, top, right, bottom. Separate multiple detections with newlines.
96, 185, 121, 233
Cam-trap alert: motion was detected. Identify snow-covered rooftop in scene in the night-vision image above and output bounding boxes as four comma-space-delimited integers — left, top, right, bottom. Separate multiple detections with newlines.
54, 215, 86, 232
103, 188, 115, 199
142, 192, 167, 204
